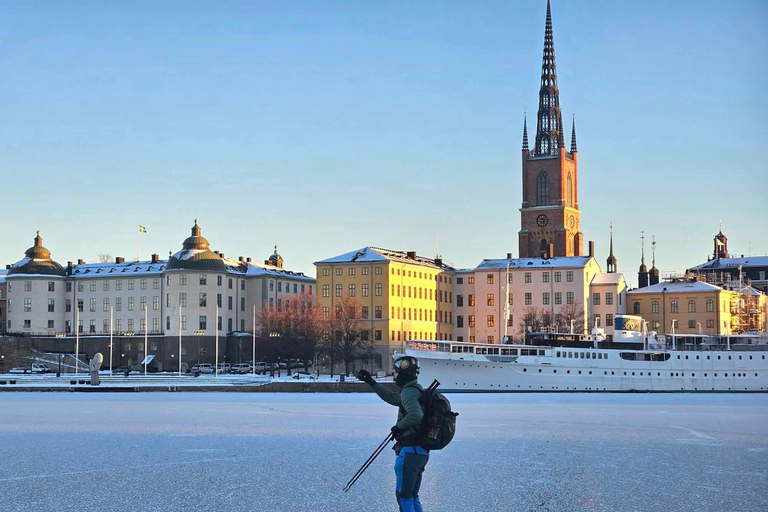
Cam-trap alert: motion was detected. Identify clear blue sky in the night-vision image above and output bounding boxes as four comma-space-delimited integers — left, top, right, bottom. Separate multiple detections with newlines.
2, 1, 766, 287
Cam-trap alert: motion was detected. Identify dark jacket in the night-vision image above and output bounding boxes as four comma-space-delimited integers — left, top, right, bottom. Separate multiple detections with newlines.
372, 379, 424, 446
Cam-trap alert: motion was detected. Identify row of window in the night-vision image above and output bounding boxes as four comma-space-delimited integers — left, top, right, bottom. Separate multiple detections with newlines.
592, 292, 621, 306
635, 299, 716, 315
322, 266, 383, 277
268, 280, 311, 294
322, 283, 383, 298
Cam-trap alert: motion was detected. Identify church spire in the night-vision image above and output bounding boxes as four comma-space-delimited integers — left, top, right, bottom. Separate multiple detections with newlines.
570, 115, 577, 153
606, 223, 617, 273
638, 231, 649, 288
534, 0, 564, 157
522, 114, 529, 151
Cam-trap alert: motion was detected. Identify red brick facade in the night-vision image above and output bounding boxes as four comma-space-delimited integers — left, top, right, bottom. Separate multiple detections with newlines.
519, 147, 583, 258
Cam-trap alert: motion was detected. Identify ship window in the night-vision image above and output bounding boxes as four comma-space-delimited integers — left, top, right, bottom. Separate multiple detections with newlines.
580, 353, 585, 358
539, 350, 545, 356
598, 353, 602, 359
556, 351, 561, 357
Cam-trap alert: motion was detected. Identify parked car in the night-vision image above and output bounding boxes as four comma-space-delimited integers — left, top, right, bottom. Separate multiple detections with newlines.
253, 362, 268, 372
190, 363, 214, 374
215, 363, 231, 374
230, 363, 251, 374
9, 363, 51, 374
112, 365, 132, 374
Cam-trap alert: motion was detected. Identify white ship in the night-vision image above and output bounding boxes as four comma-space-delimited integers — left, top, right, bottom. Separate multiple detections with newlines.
404, 315, 768, 392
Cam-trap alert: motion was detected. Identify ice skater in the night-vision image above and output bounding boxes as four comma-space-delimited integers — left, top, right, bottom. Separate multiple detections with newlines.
357, 356, 429, 512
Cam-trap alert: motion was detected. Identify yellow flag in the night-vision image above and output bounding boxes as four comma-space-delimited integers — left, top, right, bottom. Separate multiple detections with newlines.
139, 225, 147, 233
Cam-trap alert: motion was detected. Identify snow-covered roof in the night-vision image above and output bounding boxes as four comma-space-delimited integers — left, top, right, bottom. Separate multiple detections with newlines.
476, 256, 593, 270
72, 260, 166, 278
689, 256, 768, 271
628, 281, 726, 295
315, 247, 455, 270
67, 259, 312, 281
591, 273, 625, 285
243, 262, 314, 281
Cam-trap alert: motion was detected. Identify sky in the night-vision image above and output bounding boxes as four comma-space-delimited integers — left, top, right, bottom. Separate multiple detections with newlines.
1, 0, 766, 287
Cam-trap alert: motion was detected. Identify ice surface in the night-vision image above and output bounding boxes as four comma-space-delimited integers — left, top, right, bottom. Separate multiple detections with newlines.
0, 393, 766, 512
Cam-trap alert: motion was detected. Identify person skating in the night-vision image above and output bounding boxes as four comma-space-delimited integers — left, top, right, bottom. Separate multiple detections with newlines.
357, 356, 429, 512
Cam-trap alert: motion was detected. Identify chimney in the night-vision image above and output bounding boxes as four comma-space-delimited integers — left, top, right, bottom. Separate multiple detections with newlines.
77, 259, 85, 265
246, 257, 252, 263
220, 253, 224, 259
6, 264, 11, 270
407, 251, 417, 260
506, 253, 513, 259
588, 241, 595, 258
548, 244, 554, 260
239, 256, 244, 263
151, 253, 159, 263
116, 257, 125, 264
434, 258, 443, 267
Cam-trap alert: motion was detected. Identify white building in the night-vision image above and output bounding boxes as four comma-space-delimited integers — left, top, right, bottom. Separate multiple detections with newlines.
5, 222, 314, 370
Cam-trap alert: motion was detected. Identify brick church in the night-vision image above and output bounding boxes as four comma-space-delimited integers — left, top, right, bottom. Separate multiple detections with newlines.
519, 0, 584, 259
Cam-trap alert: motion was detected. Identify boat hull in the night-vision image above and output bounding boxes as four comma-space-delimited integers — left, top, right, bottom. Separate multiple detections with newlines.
407, 348, 768, 392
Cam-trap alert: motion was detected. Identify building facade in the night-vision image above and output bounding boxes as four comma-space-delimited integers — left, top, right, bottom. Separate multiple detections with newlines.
627, 281, 738, 335
315, 247, 455, 370
519, 1, 584, 258
4, 223, 314, 370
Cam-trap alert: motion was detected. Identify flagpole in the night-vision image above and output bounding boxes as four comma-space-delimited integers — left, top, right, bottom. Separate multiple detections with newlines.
179, 307, 183, 377
144, 307, 148, 376
110, 307, 113, 374
215, 304, 219, 377
252, 304, 256, 376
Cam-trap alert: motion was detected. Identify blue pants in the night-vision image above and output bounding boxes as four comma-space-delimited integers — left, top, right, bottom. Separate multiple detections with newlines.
395, 446, 429, 512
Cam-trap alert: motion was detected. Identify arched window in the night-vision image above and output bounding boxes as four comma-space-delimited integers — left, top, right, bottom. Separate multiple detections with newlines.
652, 301, 659, 314
566, 174, 573, 207
671, 300, 678, 313
633, 302, 640, 314
540, 239, 549, 256
537, 172, 549, 206
688, 300, 696, 313
706, 299, 714, 312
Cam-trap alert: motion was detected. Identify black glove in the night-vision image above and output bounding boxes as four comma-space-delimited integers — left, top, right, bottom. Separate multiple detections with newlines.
356, 369, 375, 387
390, 425, 403, 439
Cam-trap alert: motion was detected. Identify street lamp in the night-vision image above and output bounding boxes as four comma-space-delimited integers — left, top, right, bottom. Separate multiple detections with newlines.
269, 332, 280, 378
55, 333, 66, 376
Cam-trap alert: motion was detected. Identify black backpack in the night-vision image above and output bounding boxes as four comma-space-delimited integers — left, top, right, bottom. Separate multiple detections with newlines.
418, 380, 458, 451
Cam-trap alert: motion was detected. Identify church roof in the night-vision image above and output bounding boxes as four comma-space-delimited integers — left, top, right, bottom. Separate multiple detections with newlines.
315, 247, 455, 270
689, 256, 768, 271
628, 281, 726, 295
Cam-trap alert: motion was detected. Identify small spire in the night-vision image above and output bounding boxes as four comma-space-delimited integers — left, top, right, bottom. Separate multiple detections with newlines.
570, 114, 577, 153
651, 235, 657, 267
641, 231, 646, 265
606, 223, 617, 273
522, 114, 529, 151
274, 244, 278, 254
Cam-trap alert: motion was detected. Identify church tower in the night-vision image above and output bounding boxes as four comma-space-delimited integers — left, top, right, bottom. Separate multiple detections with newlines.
519, 0, 583, 258
713, 225, 729, 259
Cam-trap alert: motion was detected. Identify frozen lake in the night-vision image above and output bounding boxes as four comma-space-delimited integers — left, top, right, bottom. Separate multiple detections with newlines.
1, 392, 766, 512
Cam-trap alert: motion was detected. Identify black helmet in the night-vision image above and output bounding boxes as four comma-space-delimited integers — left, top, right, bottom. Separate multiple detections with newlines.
393, 356, 419, 387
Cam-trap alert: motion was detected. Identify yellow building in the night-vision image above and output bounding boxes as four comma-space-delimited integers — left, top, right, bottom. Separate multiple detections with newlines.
314, 247, 455, 370
627, 280, 738, 335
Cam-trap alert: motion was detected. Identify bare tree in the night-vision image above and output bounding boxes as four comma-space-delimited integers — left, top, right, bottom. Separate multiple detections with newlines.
326, 296, 376, 378
556, 301, 586, 334
518, 306, 544, 341
98, 253, 113, 263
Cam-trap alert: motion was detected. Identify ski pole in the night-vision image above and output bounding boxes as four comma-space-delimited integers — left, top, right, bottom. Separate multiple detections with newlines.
344, 380, 441, 492
343, 432, 394, 492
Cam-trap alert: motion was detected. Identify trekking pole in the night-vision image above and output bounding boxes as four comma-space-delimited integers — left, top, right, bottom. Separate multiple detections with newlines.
344, 380, 442, 493
343, 431, 394, 492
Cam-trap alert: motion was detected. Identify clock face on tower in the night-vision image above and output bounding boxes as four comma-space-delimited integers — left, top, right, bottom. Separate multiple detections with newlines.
569, 215, 575, 229
537, 214, 549, 227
